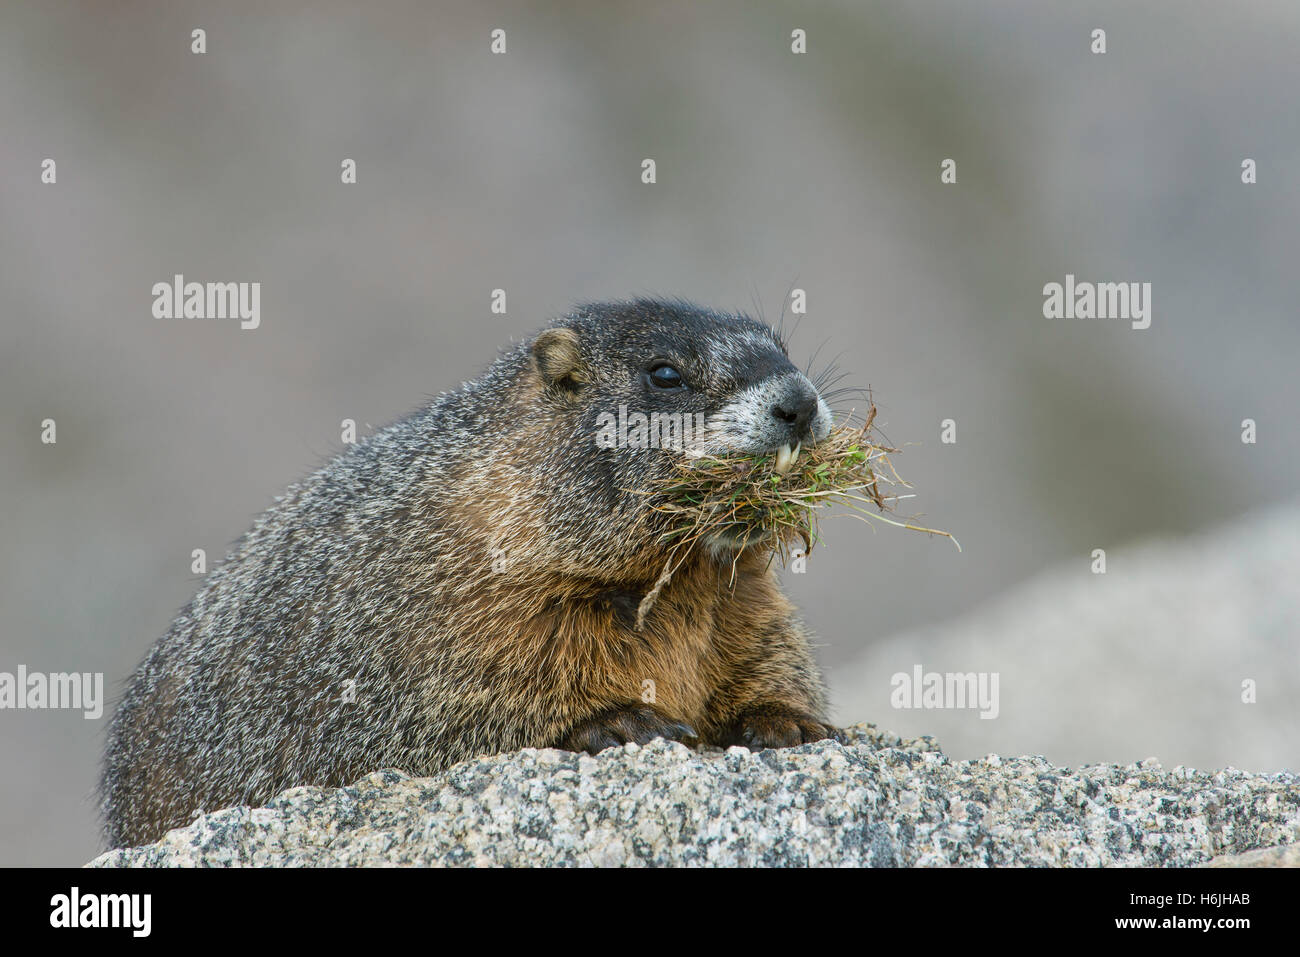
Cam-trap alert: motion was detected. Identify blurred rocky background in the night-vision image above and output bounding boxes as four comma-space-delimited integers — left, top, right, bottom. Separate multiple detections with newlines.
2, 1, 1297, 864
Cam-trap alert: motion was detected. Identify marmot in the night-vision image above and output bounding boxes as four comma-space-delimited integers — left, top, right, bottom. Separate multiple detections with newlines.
101, 298, 842, 849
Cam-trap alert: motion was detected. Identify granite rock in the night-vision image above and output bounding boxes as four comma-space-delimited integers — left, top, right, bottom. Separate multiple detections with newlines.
88, 724, 1300, 867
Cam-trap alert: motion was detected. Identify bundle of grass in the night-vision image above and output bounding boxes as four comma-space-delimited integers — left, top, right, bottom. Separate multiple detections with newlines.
633, 405, 958, 627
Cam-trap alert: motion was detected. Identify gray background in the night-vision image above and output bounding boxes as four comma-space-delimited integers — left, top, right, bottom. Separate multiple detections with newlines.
1, 1, 1297, 865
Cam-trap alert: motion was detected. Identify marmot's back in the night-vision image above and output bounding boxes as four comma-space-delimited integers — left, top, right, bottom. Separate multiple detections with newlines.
102, 299, 841, 849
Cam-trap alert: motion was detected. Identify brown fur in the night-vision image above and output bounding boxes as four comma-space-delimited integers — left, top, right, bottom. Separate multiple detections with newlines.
101, 300, 839, 849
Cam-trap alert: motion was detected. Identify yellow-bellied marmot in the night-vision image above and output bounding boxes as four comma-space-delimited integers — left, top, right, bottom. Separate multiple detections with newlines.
101, 298, 843, 849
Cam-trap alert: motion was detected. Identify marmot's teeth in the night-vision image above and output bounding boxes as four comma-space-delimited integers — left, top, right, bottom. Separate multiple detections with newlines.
774, 442, 799, 475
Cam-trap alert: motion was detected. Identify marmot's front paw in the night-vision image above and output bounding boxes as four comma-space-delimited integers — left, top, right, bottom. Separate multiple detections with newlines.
560, 704, 698, 754
723, 705, 843, 750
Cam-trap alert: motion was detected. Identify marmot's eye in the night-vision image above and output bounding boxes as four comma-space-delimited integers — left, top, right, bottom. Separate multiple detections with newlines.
648, 364, 684, 389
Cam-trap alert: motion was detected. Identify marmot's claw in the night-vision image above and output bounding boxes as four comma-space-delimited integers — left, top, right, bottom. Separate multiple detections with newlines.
560, 704, 699, 754
725, 705, 840, 750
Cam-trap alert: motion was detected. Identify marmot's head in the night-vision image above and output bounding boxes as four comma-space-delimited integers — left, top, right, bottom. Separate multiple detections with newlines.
523, 298, 836, 573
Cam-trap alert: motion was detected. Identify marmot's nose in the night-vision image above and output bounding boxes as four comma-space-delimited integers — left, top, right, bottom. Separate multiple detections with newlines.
771, 386, 819, 442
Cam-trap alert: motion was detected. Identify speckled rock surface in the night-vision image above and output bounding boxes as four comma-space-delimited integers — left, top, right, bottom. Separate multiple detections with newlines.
1208, 844, 1300, 867
87, 724, 1300, 867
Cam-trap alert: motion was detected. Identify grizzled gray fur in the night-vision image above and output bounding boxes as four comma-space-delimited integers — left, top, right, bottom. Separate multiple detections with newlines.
101, 299, 842, 849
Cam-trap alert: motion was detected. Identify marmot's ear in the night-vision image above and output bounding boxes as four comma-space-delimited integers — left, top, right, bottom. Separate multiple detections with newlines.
531, 327, 586, 391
